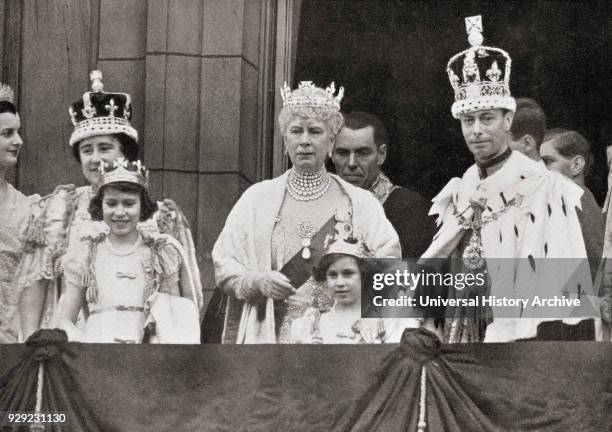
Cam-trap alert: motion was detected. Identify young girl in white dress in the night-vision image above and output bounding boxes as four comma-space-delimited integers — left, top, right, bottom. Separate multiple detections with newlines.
290, 227, 421, 344
289, 232, 388, 344
55, 159, 199, 343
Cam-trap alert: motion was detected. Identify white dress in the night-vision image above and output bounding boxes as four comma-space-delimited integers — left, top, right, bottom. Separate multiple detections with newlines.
85, 238, 149, 343
63, 229, 181, 343
14, 185, 203, 333
290, 306, 386, 344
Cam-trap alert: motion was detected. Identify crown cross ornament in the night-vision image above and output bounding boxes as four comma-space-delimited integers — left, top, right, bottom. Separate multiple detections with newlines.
280, 81, 344, 110
68, 70, 138, 146
446, 15, 515, 118
465, 15, 483, 45
105, 99, 118, 117
90, 70, 104, 92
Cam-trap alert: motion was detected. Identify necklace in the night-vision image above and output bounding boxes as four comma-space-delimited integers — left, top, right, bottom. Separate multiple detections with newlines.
286, 166, 331, 201
105, 234, 142, 256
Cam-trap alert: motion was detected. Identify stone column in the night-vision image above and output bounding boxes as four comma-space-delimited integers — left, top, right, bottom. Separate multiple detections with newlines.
144, 0, 271, 308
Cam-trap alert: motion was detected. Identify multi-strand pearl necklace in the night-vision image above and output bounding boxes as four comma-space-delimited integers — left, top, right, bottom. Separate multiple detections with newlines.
286, 166, 331, 201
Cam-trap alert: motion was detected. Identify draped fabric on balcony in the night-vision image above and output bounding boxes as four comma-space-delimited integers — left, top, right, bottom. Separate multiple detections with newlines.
1, 329, 611, 431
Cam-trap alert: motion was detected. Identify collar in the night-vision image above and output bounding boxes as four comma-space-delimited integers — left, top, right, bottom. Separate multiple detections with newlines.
475, 146, 512, 179
369, 172, 397, 204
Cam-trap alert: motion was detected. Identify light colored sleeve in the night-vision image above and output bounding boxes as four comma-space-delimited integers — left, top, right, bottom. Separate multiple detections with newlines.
60, 225, 102, 294
149, 199, 204, 315
15, 185, 78, 290
14, 193, 41, 237
158, 240, 182, 295
212, 188, 264, 302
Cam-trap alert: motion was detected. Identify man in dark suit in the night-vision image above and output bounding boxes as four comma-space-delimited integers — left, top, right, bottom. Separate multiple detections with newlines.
332, 111, 434, 259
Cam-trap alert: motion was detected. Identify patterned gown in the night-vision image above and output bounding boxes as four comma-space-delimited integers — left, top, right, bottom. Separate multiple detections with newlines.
0, 183, 39, 342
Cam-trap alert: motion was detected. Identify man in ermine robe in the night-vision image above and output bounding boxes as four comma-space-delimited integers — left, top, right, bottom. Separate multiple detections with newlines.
419, 15, 599, 342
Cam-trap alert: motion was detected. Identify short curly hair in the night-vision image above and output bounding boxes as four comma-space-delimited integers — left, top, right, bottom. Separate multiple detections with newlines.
73, 133, 139, 164
313, 253, 386, 316
278, 106, 344, 137
313, 253, 376, 283
89, 181, 158, 222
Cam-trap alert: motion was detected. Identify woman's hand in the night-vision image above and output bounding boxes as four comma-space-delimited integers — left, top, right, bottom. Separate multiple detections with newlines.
255, 271, 296, 299
235, 271, 296, 301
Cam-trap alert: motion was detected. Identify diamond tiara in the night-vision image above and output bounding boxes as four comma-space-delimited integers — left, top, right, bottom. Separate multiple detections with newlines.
280, 81, 344, 111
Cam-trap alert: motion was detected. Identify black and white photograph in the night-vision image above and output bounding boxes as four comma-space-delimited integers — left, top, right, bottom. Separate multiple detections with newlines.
0, 0, 611, 430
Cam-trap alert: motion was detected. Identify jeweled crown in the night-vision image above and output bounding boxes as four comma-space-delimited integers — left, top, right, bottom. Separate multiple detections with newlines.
100, 158, 148, 188
0, 83, 15, 104
68, 70, 138, 146
323, 221, 373, 259
280, 81, 344, 111
447, 15, 515, 118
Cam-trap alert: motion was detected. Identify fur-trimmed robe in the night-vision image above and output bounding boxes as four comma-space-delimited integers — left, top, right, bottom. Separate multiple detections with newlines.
423, 151, 598, 342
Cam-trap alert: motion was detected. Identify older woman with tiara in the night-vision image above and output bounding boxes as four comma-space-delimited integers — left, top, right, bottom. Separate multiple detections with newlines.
16, 71, 202, 339
213, 81, 400, 344
0, 84, 40, 342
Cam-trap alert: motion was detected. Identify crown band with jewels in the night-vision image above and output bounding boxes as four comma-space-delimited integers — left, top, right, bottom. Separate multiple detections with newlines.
280, 81, 344, 111
69, 70, 138, 146
447, 15, 516, 118
0, 83, 15, 104
323, 222, 373, 259
100, 158, 148, 188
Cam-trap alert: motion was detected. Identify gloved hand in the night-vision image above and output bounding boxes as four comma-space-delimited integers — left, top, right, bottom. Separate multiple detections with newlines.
236, 271, 296, 301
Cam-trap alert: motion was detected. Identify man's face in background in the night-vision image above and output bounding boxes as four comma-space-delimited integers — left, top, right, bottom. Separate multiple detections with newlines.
333, 126, 386, 189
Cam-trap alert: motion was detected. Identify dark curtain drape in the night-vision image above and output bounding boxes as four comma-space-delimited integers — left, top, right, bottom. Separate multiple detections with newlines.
0, 330, 102, 431
1, 329, 611, 431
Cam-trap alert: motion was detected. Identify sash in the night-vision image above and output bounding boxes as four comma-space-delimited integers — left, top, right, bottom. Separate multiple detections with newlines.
280, 215, 338, 287
266, 215, 339, 326
201, 215, 340, 342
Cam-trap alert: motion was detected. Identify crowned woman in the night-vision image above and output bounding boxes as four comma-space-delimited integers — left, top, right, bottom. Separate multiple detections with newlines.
16, 71, 202, 340
213, 81, 400, 344
0, 83, 40, 342
55, 159, 199, 343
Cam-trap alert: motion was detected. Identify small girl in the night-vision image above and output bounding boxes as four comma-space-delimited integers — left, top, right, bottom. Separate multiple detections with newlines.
55, 159, 199, 343
290, 232, 414, 344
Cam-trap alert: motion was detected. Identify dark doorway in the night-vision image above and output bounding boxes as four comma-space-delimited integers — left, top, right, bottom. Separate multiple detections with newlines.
294, 1, 612, 203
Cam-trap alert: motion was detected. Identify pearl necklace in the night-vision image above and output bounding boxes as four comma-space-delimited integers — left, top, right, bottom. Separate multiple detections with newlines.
105, 234, 142, 256
286, 166, 331, 201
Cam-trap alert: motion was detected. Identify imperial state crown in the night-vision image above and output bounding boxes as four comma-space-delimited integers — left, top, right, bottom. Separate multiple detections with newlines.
447, 15, 516, 118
